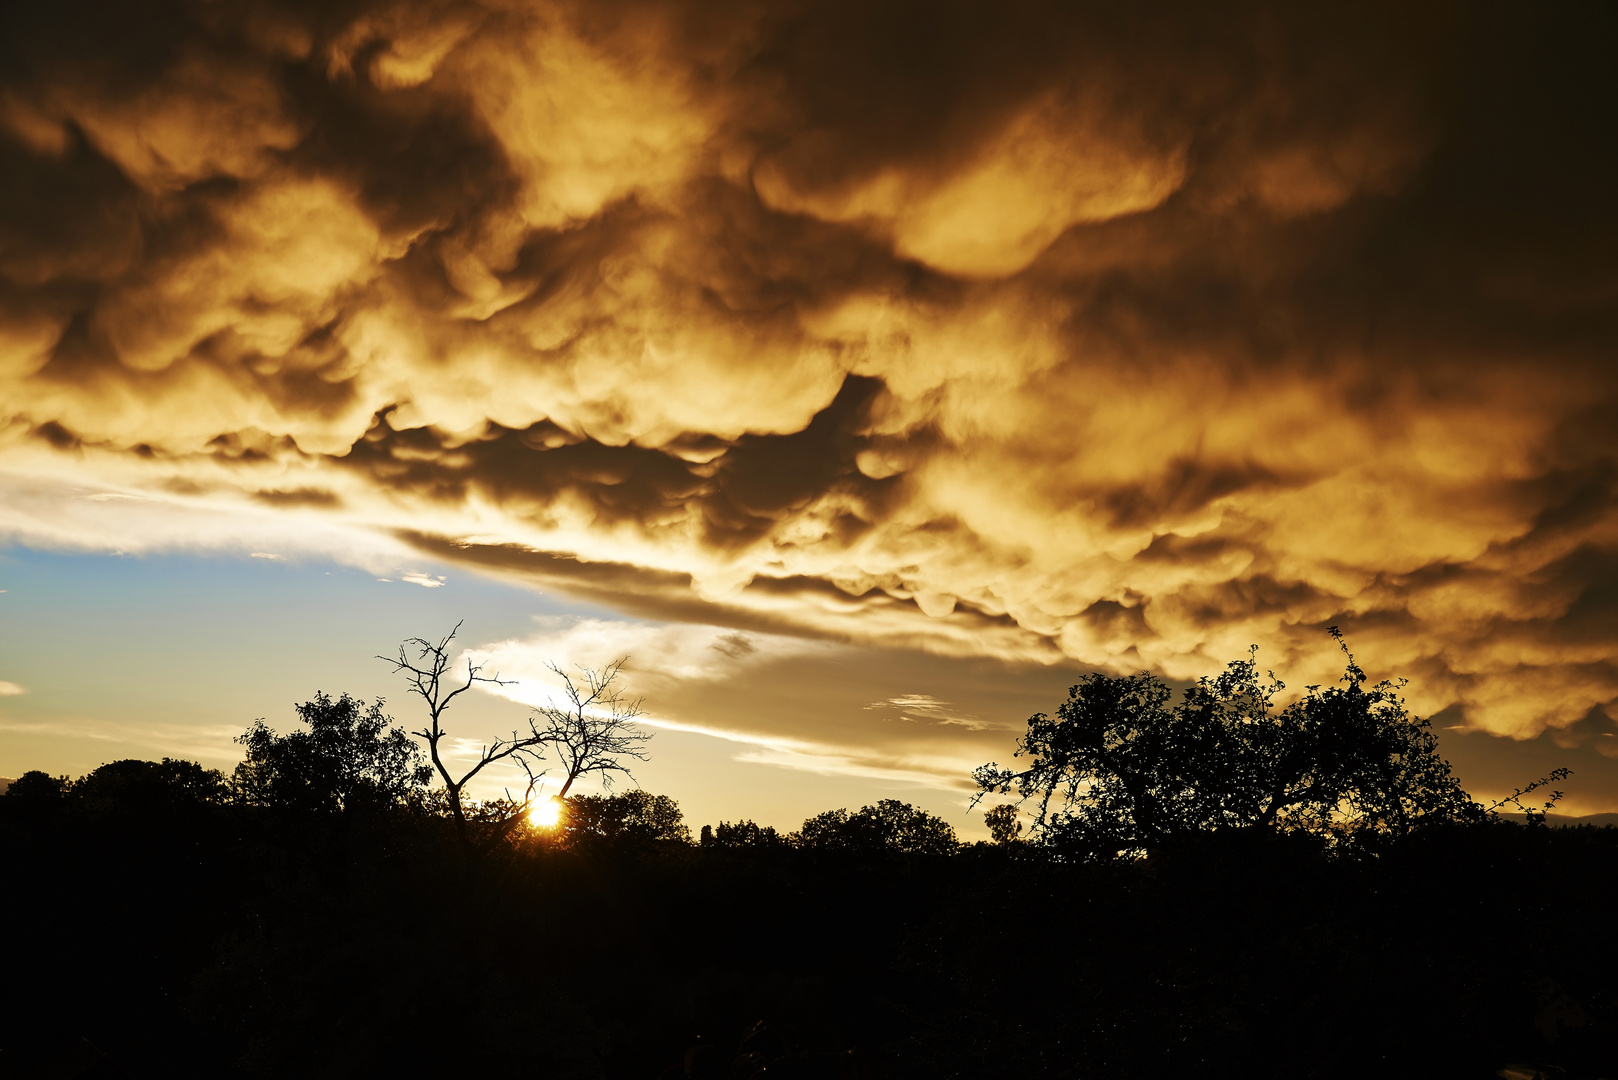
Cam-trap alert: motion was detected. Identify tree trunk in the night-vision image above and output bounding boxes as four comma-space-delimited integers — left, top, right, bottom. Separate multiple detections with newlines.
447, 781, 469, 848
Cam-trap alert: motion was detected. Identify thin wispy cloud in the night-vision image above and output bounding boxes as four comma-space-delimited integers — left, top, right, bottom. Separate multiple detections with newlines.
867, 695, 954, 714
641, 713, 980, 795
400, 571, 445, 588
0, 717, 243, 763
864, 694, 1002, 731
466, 619, 829, 712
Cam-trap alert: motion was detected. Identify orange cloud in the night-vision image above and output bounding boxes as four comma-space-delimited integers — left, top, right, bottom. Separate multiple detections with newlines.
1, 0, 1615, 758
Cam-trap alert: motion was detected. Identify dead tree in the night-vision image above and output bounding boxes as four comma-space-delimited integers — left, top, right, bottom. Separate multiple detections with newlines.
379, 622, 546, 847
532, 658, 650, 798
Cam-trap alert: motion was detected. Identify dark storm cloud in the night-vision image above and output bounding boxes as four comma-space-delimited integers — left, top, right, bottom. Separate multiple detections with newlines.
2, 0, 1617, 745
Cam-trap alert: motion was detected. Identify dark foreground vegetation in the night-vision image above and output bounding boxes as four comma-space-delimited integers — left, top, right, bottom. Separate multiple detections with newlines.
4, 631, 1616, 1079
3, 775, 1616, 1079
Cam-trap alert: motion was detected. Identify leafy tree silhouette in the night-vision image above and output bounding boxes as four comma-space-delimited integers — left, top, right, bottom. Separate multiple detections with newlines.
234, 693, 429, 813
975, 629, 1487, 858
4, 770, 70, 800
797, 799, 959, 856
564, 789, 690, 845
983, 803, 1023, 844
1484, 766, 1574, 827
700, 819, 789, 849
75, 758, 227, 814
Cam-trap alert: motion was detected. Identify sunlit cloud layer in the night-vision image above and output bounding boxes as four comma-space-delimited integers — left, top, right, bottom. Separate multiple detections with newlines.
3, 0, 1617, 753
467, 617, 830, 709
466, 618, 1035, 791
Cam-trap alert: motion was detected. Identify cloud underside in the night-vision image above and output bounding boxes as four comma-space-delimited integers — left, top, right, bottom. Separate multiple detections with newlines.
2, 0, 1617, 745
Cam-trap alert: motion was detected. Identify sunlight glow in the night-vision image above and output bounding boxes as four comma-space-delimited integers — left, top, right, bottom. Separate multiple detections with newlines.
529, 797, 563, 829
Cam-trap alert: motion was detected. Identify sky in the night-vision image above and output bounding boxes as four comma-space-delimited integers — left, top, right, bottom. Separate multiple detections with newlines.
2, 0, 1616, 829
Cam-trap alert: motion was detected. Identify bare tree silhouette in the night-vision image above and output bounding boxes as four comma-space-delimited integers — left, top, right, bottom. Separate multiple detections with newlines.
530, 658, 650, 798
379, 622, 544, 847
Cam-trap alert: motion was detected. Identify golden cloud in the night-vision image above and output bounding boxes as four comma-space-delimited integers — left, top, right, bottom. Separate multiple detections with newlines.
2, 0, 1616, 751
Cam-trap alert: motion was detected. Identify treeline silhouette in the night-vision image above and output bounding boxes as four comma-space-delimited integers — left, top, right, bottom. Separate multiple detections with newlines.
3, 639, 1617, 1079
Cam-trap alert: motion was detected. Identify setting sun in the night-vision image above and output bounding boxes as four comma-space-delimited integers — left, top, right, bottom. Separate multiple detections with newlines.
529, 798, 563, 829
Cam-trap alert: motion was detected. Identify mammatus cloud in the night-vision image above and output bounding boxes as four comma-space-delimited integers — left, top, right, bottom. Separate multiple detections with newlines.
1, 0, 1616, 754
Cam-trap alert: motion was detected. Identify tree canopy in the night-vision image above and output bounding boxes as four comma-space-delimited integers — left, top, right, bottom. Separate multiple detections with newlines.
234, 692, 430, 813
4, 770, 69, 800
982, 803, 1023, 844
564, 789, 690, 845
76, 758, 228, 814
797, 799, 960, 856
974, 631, 1483, 859
701, 819, 790, 849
